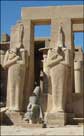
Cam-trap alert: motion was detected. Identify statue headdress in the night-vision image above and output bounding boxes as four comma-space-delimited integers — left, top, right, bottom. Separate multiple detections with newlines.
57, 25, 64, 48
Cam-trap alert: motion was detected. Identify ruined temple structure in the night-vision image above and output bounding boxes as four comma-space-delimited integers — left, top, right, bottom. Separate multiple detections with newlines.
0, 5, 84, 127
0, 34, 10, 106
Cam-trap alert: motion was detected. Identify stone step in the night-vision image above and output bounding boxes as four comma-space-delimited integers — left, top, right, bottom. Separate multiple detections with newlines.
3, 111, 43, 128
15, 123, 43, 128
0, 107, 8, 124
4, 111, 26, 125
73, 117, 84, 125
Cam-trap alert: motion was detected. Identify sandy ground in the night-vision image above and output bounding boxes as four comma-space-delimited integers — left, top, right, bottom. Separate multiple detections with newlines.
1, 125, 84, 136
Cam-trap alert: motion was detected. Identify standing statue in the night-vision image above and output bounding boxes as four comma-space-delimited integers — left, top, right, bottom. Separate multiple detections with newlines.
46, 26, 71, 113
3, 24, 28, 111
24, 86, 43, 124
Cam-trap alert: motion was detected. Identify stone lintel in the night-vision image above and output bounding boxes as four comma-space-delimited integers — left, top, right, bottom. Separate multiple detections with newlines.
21, 5, 83, 21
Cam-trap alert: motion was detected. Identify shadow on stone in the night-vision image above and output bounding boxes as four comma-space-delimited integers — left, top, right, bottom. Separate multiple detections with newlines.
1, 113, 14, 126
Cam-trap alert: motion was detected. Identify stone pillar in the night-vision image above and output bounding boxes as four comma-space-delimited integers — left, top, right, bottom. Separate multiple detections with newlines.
51, 19, 73, 112
10, 20, 34, 111
74, 61, 84, 93
22, 20, 34, 111
51, 18, 73, 102
46, 19, 73, 126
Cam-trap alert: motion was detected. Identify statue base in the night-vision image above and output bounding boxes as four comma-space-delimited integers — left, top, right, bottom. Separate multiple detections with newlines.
3, 111, 43, 128
46, 112, 74, 127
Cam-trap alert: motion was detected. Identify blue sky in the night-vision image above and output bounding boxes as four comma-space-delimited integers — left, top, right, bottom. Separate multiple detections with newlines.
1, 0, 84, 51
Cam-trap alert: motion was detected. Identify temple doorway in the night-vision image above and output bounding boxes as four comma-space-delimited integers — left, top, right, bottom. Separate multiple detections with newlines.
34, 40, 45, 86
34, 24, 51, 87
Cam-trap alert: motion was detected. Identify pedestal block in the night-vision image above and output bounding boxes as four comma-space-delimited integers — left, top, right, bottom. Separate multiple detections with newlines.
4, 111, 43, 127
46, 112, 74, 127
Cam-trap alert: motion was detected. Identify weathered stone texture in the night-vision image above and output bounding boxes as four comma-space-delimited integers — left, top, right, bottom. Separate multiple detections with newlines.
21, 5, 83, 20
1, 5, 84, 127
74, 47, 84, 93
51, 19, 72, 48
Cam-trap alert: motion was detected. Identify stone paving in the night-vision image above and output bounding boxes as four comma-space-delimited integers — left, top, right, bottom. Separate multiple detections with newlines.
1, 125, 84, 136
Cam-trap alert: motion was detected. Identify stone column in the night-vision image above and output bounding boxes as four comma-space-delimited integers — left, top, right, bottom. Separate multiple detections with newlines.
51, 18, 73, 103
22, 19, 34, 111
74, 61, 84, 93
10, 20, 34, 111
51, 19, 74, 110
46, 19, 73, 126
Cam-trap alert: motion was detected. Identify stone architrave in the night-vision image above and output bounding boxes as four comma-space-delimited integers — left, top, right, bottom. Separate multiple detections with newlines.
46, 26, 72, 126
3, 24, 28, 111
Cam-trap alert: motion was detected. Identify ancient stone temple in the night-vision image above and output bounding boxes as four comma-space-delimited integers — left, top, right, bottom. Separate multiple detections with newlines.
0, 5, 84, 127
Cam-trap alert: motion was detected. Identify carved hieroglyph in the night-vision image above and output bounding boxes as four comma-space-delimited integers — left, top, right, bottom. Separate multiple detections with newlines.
46, 26, 71, 113
3, 24, 28, 111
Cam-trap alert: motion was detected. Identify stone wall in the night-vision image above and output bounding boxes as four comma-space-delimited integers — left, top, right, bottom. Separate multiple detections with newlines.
72, 93, 83, 117
0, 33, 84, 117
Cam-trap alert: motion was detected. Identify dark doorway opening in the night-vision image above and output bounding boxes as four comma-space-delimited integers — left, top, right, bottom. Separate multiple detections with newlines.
34, 41, 45, 85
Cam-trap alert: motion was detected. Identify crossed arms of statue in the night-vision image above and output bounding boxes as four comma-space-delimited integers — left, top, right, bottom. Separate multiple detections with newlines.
47, 54, 64, 68
3, 51, 19, 68
3, 49, 28, 69
47, 48, 71, 68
